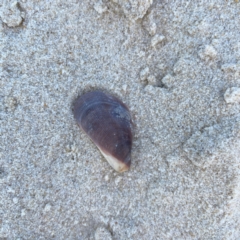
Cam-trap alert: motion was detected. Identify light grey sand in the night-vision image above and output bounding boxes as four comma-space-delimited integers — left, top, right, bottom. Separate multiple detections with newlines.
1, 0, 240, 239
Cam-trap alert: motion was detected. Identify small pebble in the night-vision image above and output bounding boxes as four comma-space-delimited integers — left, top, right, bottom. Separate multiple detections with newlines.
122, 84, 127, 92
21, 209, 26, 217
138, 51, 146, 57
43, 203, 52, 212
199, 45, 217, 60
118, 0, 153, 21
94, 1, 107, 14
151, 34, 165, 47
104, 175, 109, 181
144, 85, 156, 95
0, 2, 24, 27
166, 153, 181, 168
161, 74, 175, 88
144, 84, 169, 96
7, 187, 15, 193
4, 96, 17, 112
221, 63, 240, 73
114, 176, 122, 186
147, 22, 157, 36
224, 87, 240, 103
147, 75, 157, 86
140, 67, 150, 82
95, 226, 112, 240
13, 197, 18, 204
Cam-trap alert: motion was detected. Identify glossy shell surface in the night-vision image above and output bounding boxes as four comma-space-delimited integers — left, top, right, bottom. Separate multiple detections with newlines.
73, 91, 133, 172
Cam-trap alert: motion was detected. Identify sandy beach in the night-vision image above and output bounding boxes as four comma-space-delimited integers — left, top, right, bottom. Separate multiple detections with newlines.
1, 0, 240, 239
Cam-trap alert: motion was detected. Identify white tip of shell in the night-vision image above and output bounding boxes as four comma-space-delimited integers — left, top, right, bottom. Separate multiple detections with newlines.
98, 148, 129, 173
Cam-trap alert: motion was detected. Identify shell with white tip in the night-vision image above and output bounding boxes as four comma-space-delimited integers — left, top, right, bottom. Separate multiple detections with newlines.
73, 91, 133, 172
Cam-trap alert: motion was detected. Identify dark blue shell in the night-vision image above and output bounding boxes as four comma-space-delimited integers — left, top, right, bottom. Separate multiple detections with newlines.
73, 91, 132, 172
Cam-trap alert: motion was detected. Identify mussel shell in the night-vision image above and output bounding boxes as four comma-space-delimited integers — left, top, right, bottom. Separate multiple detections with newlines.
73, 91, 132, 172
